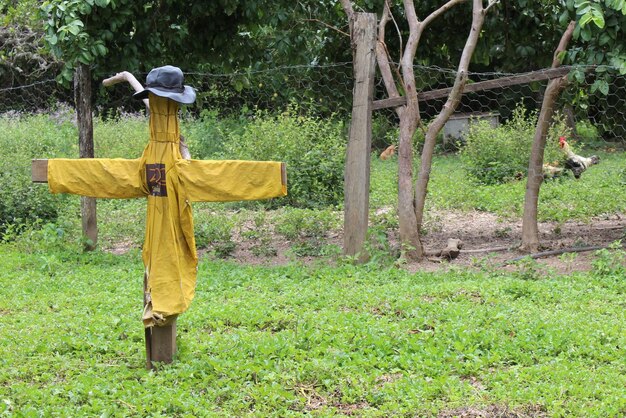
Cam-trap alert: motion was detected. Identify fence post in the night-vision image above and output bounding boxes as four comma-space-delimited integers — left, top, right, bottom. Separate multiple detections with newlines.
74, 63, 98, 251
344, 12, 377, 261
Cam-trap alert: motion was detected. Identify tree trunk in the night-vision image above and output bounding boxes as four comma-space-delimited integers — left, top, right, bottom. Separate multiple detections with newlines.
563, 104, 578, 139
520, 21, 575, 253
74, 63, 97, 251
397, 110, 421, 258
413, 0, 488, 258
342, 0, 494, 261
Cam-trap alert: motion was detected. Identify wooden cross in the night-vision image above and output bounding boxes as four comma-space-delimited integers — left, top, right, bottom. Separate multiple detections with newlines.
32, 94, 286, 369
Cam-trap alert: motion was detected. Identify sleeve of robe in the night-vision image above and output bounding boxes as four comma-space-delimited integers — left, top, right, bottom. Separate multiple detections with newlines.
47, 158, 147, 198
176, 160, 287, 202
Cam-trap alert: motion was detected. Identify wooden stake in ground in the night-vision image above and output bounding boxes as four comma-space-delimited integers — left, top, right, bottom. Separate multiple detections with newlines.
521, 21, 576, 253
343, 12, 377, 261
33, 67, 287, 368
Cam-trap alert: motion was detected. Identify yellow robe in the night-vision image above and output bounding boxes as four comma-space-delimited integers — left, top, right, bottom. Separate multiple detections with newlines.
47, 95, 286, 326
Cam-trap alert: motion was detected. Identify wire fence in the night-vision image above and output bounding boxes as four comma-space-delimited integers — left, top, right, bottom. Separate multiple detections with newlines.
1, 62, 625, 147
374, 64, 626, 148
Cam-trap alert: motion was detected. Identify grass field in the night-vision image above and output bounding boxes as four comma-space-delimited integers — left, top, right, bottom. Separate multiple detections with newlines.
1, 244, 625, 417
1, 114, 625, 416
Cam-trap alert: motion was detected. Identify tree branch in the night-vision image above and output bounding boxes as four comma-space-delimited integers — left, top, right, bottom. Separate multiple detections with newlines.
484, 0, 500, 13
376, 1, 403, 100
340, 0, 355, 33
302, 18, 349, 38
422, 0, 469, 29
385, 0, 403, 62
552, 20, 576, 68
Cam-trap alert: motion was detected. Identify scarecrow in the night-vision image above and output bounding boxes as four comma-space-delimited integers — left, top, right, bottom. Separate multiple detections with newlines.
39, 66, 287, 364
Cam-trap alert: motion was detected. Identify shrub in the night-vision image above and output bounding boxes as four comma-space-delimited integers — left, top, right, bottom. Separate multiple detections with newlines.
222, 107, 346, 208
184, 110, 247, 159
274, 208, 339, 257
0, 113, 76, 234
194, 214, 236, 258
592, 241, 625, 277
460, 105, 567, 185
576, 120, 600, 143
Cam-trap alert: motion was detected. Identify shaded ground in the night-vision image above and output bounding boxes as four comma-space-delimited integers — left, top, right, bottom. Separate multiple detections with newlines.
408, 210, 625, 274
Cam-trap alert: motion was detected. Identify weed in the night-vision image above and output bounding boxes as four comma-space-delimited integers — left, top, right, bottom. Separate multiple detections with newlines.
558, 252, 579, 273
275, 208, 338, 258
495, 226, 512, 238
195, 214, 236, 258
2, 247, 625, 416
592, 241, 625, 276
511, 257, 545, 281
241, 212, 277, 257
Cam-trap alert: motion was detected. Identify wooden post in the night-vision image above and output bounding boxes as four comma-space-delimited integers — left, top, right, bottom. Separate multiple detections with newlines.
74, 63, 97, 251
143, 273, 177, 369
343, 12, 376, 261
149, 320, 177, 363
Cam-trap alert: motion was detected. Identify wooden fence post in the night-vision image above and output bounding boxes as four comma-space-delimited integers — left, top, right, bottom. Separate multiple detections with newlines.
344, 12, 377, 261
74, 63, 97, 251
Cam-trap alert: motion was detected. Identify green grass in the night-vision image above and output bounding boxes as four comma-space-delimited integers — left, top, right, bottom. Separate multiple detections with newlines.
1, 245, 624, 416
370, 151, 626, 222
1, 114, 625, 416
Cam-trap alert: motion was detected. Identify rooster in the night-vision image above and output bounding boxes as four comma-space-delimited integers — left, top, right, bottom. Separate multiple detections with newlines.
559, 136, 600, 179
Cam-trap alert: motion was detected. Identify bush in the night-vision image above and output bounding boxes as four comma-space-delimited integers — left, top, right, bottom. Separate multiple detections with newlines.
275, 208, 340, 257
184, 110, 247, 159
194, 214, 236, 258
460, 105, 567, 185
223, 107, 346, 208
0, 112, 77, 234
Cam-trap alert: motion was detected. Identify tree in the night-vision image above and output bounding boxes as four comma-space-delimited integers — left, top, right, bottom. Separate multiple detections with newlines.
520, 0, 626, 252
521, 21, 575, 253
341, 0, 497, 260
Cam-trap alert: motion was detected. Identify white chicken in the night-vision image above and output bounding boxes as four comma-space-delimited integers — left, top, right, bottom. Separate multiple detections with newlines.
559, 136, 600, 179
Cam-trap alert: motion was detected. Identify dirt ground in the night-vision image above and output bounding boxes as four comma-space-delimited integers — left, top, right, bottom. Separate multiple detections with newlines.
228, 210, 625, 275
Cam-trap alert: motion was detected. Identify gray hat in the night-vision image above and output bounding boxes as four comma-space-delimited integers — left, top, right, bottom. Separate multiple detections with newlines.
133, 65, 196, 104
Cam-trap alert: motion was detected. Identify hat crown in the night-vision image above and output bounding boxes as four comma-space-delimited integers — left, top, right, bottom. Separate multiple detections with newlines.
146, 65, 184, 91
133, 64, 196, 104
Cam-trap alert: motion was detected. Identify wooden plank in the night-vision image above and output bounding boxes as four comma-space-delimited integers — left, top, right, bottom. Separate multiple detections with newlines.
343, 13, 377, 261
150, 319, 177, 364
32, 159, 48, 183
281, 162, 287, 186
372, 66, 574, 110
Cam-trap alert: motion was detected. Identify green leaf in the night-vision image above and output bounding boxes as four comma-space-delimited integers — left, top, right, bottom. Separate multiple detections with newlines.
579, 13, 593, 26
79, 50, 92, 64
96, 43, 107, 56
591, 79, 609, 95
95, 0, 110, 7
580, 26, 592, 41
591, 12, 605, 28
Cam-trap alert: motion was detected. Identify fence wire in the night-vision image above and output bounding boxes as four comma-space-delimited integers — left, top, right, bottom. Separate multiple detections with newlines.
1, 63, 625, 146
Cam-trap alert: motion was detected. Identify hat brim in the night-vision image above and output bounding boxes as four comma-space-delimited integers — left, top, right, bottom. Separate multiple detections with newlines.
133, 85, 196, 104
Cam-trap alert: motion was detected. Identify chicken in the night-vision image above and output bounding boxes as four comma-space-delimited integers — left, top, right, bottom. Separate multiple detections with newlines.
559, 136, 599, 179
380, 144, 396, 160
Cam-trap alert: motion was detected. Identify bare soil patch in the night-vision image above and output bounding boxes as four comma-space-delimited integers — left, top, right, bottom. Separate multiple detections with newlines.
223, 210, 625, 275
438, 404, 548, 418
109, 210, 624, 275
411, 210, 624, 274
